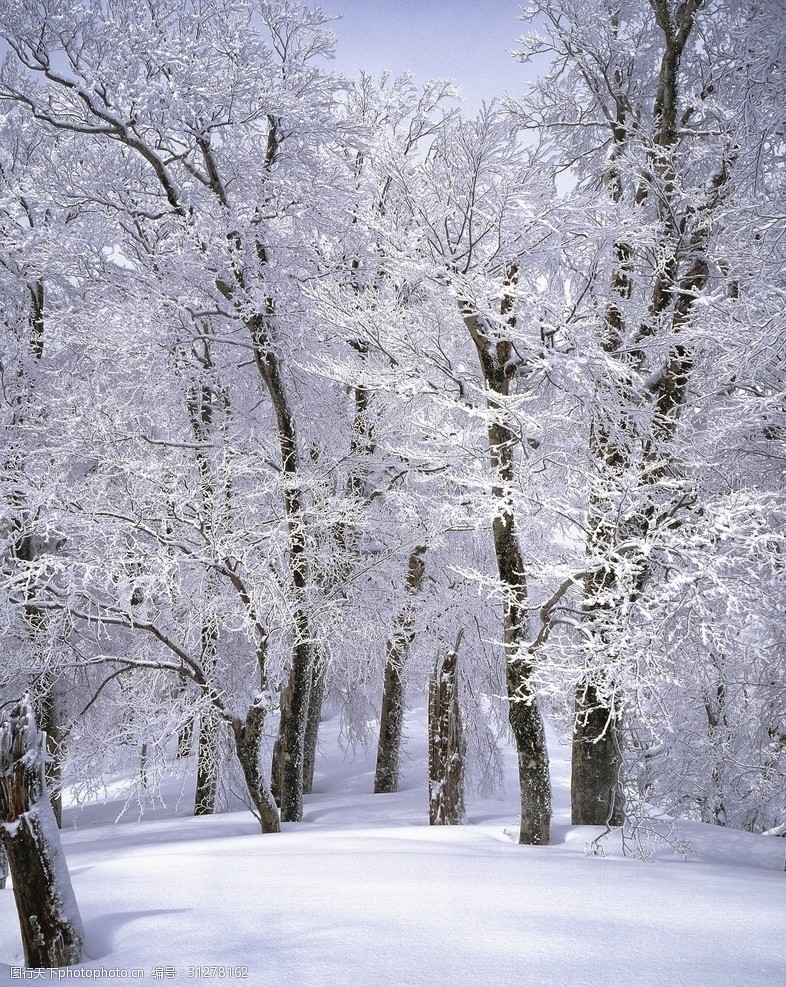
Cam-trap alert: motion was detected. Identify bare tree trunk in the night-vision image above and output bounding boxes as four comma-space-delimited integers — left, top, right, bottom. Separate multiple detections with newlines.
571, 685, 624, 826
374, 653, 406, 795
194, 708, 220, 816
460, 281, 552, 846
428, 632, 466, 825
0, 696, 84, 968
374, 546, 427, 794
572, 495, 625, 826
302, 652, 326, 796
231, 702, 280, 834
35, 675, 67, 828
240, 299, 313, 824
139, 742, 149, 788
0, 841, 8, 890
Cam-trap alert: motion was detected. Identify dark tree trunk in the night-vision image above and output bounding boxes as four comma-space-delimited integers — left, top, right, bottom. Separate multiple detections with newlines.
374, 653, 405, 795
374, 546, 427, 794
272, 632, 312, 822
231, 703, 280, 834
214, 124, 316, 826
302, 653, 326, 796
574, 1, 714, 826
460, 282, 552, 846
242, 302, 313, 824
428, 634, 466, 825
572, 495, 625, 826
35, 676, 67, 828
571, 685, 624, 826
194, 708, 220, 816
0, 696, 84, 968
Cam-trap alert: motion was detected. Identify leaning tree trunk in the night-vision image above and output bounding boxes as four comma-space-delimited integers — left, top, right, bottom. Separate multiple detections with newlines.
0, 695, 84, 968
428, 633, 466, 826
231, 701, 281, 834
374, 545, 427, 794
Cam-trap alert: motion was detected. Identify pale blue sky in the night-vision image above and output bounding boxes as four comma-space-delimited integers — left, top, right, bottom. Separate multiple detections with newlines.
327, 1, 528, 112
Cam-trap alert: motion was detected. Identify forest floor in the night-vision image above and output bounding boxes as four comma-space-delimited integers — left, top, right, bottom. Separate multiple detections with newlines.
1, 703, 784, 987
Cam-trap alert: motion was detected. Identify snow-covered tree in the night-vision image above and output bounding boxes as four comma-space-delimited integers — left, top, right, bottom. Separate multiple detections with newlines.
512, 0, 786, 830
0, 695, 84, 967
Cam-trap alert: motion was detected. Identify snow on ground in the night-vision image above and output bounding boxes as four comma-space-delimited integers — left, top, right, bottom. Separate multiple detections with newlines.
1, 704, 784, 987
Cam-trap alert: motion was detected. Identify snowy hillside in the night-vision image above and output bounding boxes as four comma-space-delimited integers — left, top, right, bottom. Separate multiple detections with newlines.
1, 705, 783, 987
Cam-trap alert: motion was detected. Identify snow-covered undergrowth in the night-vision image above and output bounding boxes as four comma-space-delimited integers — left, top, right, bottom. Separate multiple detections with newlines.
1, 705, 783, 987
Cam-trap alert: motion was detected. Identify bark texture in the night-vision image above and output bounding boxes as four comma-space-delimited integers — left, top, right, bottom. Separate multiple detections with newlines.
428, 636, 466, 825
302, 654, 326, 796
35, 677, 67, 828
571, 685, 624, 825
460, 279, 552, 845
374, 546, 427, 794
0, 841, 8, 890
232, 702, 281, 834
194, 708, 220, 816
0, 696, 84, 968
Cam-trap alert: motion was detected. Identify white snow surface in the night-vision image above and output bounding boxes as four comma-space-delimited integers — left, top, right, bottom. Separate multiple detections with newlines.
1, 705, 783, 987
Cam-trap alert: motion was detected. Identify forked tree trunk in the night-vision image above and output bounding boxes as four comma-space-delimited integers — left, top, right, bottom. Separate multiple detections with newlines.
428, 634, 466, 825
374, 546, 427, 794
238, 124, 315, 826
0, 695, 84, 968
214, 123, 315, 826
